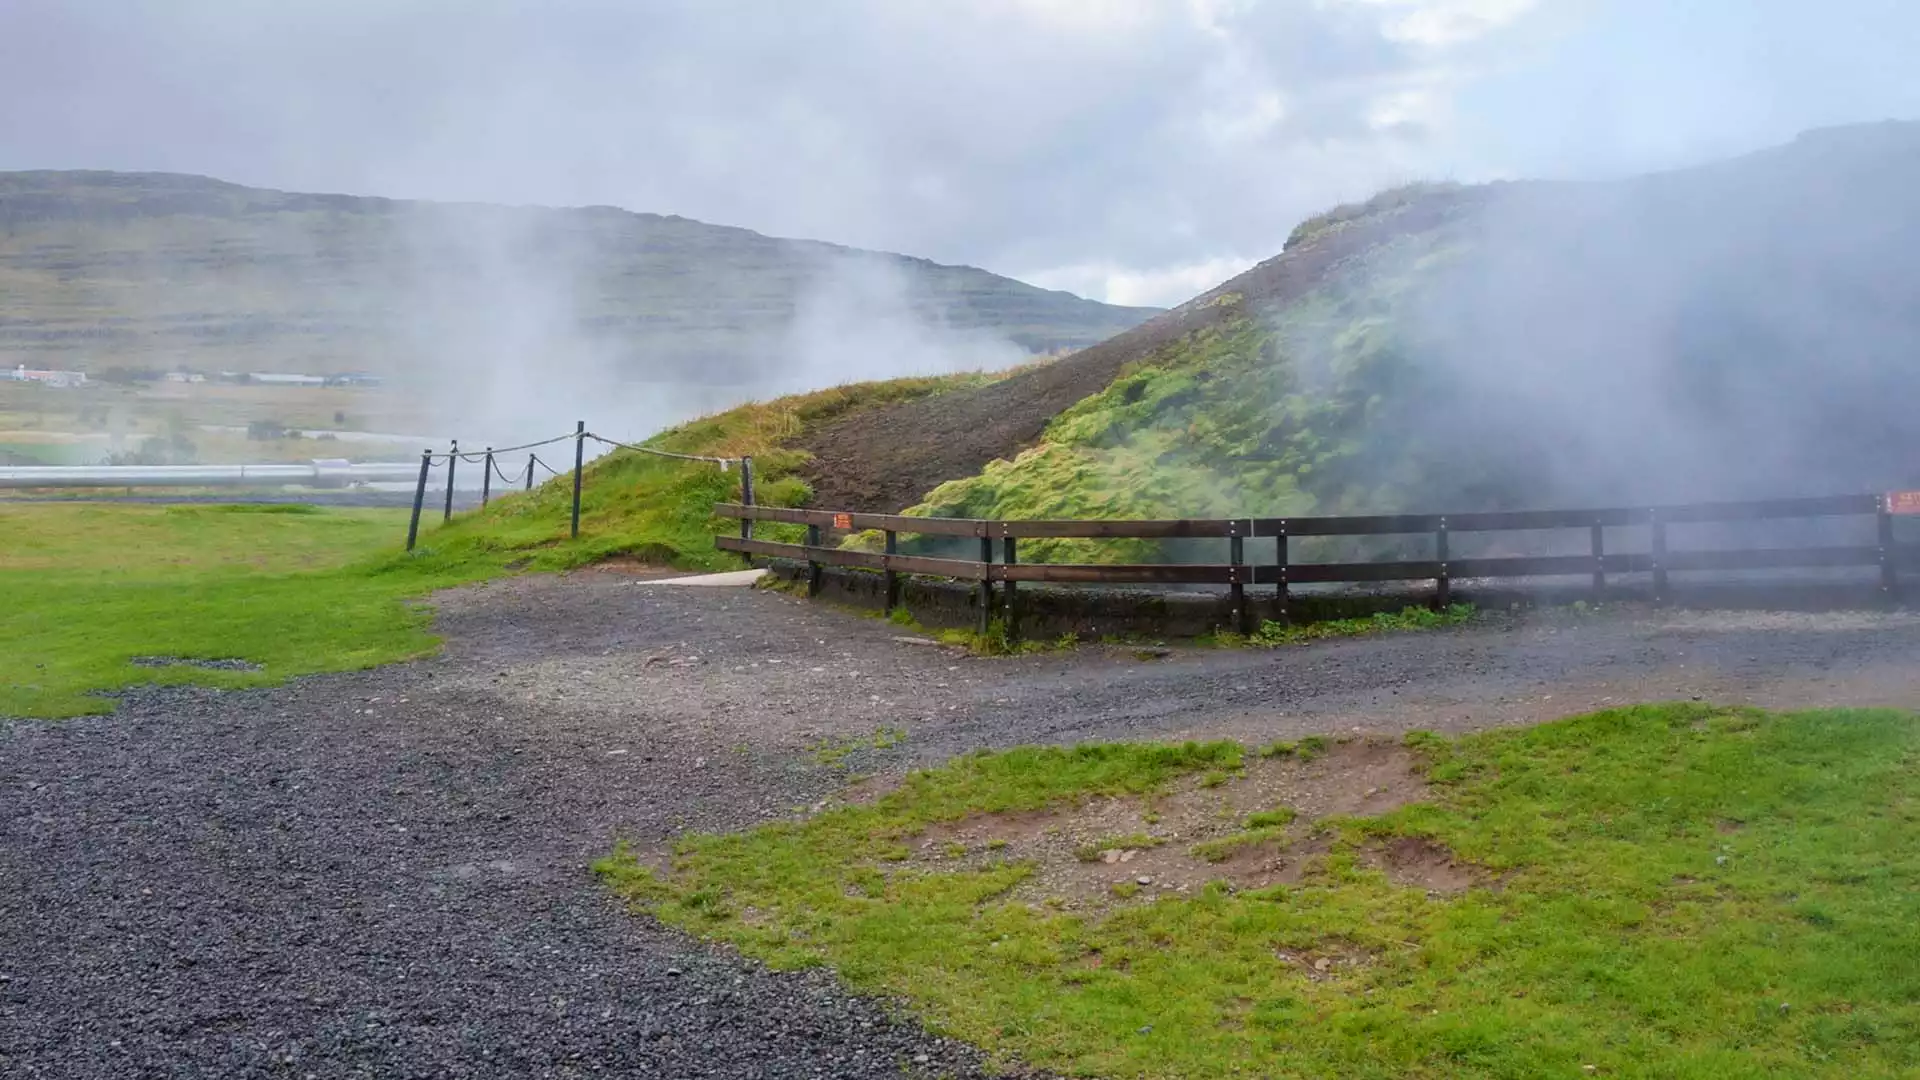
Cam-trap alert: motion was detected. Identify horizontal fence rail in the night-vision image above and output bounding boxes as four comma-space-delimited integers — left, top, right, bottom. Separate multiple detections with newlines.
715, 491, 1918, 638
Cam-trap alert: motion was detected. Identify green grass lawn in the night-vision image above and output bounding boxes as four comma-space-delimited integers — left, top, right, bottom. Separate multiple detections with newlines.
599, 705, 1920, 1079
0, 502, 498, 718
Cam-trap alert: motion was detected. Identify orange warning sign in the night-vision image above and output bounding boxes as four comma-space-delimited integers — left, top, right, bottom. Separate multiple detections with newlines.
832, 512, 852, 529
1889, 491, 1920, 515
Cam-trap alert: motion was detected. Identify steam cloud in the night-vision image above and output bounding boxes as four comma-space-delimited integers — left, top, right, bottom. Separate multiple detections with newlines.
1395, 123, 1920, 509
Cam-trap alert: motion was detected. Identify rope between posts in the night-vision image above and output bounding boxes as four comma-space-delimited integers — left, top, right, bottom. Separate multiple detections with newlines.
529, 454, 561, 476
420, 430, 577, 460
584, 432, 733, 466
490, 456, 519, 484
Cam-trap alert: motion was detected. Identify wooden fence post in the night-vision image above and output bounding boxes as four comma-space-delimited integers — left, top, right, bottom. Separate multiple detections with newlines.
1002, 533, 1019, 642
739, 456, 755, 542
480, 447, 493, 507
1229, 523, 1248, 634
442, 440, 458, 523
883, 530, 900, 615
524, 454, 535, 491
569, 420, 585, 540
1650, 508, 1669, 604
1272, 523, 1289, 624
977, 532, 994, 636
806, 523, 823, 597
1878, 497, 1899, 606
1590, 521, 1606, 596
406, 449, 431, 551
1434, 516, 1451, 609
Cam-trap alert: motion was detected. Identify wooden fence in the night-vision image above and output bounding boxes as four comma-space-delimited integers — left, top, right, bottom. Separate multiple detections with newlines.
714, 492, 1915, 637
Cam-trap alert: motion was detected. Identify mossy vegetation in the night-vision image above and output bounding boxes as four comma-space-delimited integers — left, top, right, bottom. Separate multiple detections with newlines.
901, 230, 1473, 564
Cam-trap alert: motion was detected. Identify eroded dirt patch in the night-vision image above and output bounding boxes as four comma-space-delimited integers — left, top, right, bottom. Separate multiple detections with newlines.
903, 738, 1465, 907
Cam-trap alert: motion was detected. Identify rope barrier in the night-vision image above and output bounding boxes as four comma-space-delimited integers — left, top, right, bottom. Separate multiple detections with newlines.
419, 429, 579, 461
490, 456, 520, 484
585, 432, 733, 467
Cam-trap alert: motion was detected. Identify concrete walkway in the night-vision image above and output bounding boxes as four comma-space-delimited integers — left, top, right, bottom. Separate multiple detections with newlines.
637, 568, 770, 587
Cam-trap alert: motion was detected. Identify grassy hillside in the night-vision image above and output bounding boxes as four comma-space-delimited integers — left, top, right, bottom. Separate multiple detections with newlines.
784, 122, 1920, 562
0, 171, 1156, 380
407, 372, 1000, 572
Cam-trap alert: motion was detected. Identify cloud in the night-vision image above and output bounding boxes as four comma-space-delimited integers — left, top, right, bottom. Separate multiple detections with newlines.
2, 1, 1915, 309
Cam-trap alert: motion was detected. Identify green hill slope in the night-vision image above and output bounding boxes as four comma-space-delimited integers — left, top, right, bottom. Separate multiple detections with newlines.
880, 121, 1920, 557
0, 171, 1156, 381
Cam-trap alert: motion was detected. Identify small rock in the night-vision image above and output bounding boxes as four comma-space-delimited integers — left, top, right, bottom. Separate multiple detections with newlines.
1313, 957, 1330, 972
1119, 849, 1137, 863
1101, 850, 1121, 865
1136, 876, 1152, 886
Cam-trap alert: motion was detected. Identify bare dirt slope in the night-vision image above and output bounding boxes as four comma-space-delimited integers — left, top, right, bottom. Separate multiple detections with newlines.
4, 576, 1917, 1078
793, 188, 1488, 513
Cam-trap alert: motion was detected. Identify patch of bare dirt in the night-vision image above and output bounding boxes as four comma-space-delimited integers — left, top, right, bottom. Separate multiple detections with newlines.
900, 738, 1470, 909
1361, 835, 1478, 894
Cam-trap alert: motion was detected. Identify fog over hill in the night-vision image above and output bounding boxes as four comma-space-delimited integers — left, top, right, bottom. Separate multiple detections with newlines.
792, 122, 1920, 534
0, 170, 1156, 440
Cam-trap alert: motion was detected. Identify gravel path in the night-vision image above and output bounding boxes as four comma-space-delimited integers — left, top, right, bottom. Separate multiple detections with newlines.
6, 573, 1920, 1078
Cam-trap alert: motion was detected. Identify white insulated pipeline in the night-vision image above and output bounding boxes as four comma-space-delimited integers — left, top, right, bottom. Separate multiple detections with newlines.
0, 460, 423, 489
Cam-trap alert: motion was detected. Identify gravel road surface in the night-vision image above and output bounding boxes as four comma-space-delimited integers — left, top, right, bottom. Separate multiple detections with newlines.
6, 573, 1919, 1078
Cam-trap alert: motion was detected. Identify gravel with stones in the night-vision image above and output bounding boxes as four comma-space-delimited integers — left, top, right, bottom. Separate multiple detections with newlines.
6, 573, 1920, 1078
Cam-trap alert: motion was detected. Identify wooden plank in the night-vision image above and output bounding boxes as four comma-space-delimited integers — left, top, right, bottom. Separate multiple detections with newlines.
716, 536, 986, 578
1659, 546, 1881, 572
1444, 554, 1638, 578
993, 518, 1247, 539
1253, 496, 1879, 537
712, 503, 987, 537
1652, 495, 1878, 524
992, 563, 1243, 584
1260, 514, 1441, 537
1264, 561, 1445, 584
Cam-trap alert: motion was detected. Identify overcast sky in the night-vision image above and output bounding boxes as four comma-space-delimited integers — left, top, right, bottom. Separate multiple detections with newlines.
4, 0, 1918, 307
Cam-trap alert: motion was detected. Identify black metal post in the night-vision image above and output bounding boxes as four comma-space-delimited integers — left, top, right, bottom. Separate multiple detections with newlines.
1650, 509, 1669, 604
442, 439, 458, 523
1229, 524, 1247, 634
977, 534, 994, 635
1434, 517, 1450, 609
1591, 521, 1606, 596
1272, 525, 1289, 624
1002, 535, 1019, 642
524, 454, 535, 491
806, 523, 823, 597
405, 449, 431, 551
481, 447, 494, 507
1878, 499, 1898, 606
883, 529, 900, 615
569, 420, 585, 540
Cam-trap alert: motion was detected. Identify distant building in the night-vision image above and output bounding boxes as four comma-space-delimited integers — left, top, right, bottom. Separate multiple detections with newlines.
249, 372, 328, 387
8, 364, 87, 388
325, 371, 383, 387
163, 371, 207, 384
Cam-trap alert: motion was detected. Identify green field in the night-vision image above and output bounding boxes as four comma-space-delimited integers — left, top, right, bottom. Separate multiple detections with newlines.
0, 503, 470, 717
600, 705, 1920, 1079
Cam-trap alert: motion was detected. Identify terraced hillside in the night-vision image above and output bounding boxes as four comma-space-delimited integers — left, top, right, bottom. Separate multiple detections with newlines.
798, 122, 1920, 538
0, 171, 1157, 381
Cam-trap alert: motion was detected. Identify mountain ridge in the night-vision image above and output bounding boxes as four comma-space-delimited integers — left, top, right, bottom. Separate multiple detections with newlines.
0, 170, 1158, 381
